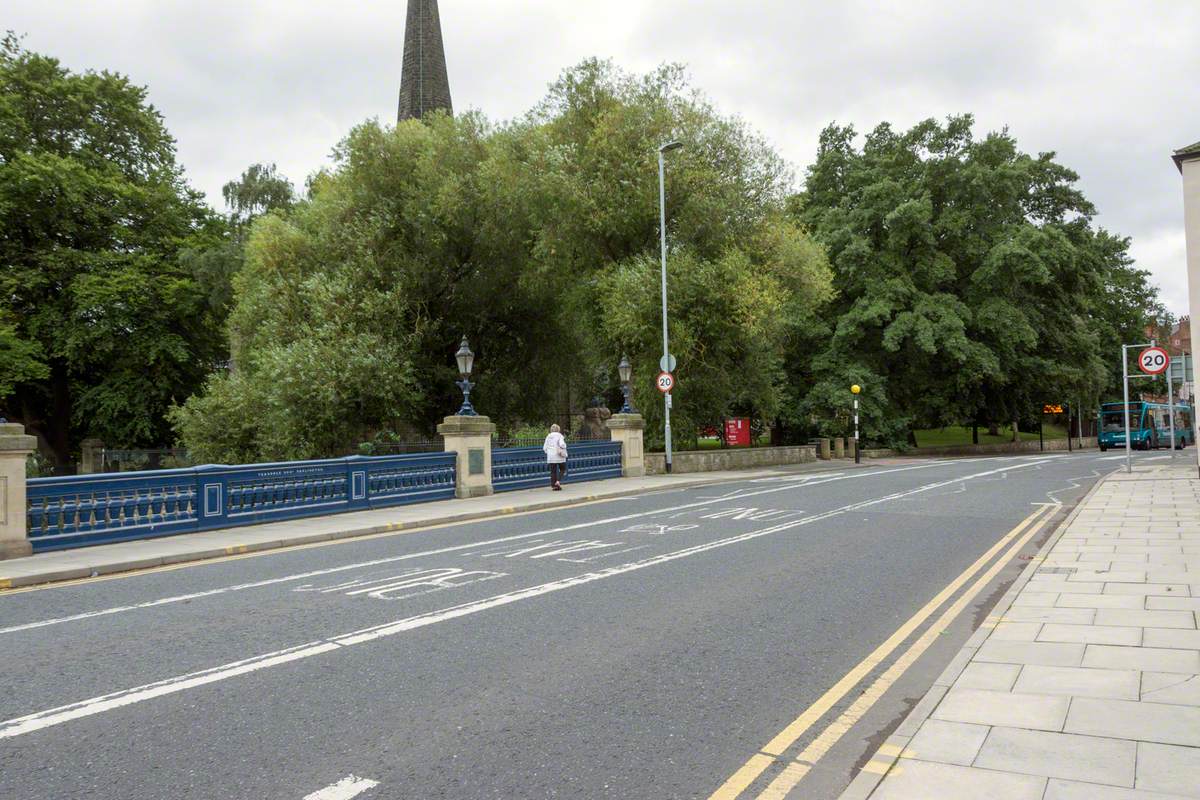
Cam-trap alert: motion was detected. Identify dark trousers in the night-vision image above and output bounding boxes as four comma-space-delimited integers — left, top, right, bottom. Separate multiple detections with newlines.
549, 462, 565, 487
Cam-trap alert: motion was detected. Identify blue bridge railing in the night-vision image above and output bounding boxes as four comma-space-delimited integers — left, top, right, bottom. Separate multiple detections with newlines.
26, 452, 457, 552
492, 441, 622, 493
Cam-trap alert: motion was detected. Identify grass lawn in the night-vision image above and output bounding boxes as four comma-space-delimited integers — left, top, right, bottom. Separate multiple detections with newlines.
913, 424, 1067, 448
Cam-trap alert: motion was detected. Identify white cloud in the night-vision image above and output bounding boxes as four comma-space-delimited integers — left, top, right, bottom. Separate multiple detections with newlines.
7, 0, 1200, 313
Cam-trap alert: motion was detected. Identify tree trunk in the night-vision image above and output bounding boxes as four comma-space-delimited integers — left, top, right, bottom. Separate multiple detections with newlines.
907, 429, 919, 448
987, 423, 999, 436
1012, 417, 1020, 443
972, 423, 979, 445
42, 362, 75, 475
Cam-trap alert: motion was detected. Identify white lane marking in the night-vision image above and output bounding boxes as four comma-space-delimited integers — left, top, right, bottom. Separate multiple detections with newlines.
1142, 455, 1172, 461
0, 458, 1049, 741
0, 461, 958, 635
303, 775, 379, 800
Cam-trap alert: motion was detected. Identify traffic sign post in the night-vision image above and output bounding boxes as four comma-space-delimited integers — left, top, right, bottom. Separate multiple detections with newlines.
1121, 342, 1161, 474
1138, 346, 1169, 375
1136, 346, 1175, 458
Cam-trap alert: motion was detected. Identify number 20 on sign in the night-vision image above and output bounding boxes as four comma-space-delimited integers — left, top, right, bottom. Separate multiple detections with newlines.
1138, 347, 1169, 375
656, 371, 675, 393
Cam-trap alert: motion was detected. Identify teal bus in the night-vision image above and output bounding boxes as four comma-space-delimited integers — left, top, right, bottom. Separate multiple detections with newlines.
1098, 402, 1194, 451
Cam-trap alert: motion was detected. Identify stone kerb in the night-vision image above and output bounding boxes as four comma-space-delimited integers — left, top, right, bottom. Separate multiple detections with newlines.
0, 422, 37, 559
437, 415, 496, 498
607, 413, 645, 477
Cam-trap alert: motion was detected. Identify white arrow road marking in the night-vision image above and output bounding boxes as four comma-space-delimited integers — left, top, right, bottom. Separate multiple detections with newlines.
303, 775, 379, 800
0, 461, 956, 636
0, 458, 1049, 741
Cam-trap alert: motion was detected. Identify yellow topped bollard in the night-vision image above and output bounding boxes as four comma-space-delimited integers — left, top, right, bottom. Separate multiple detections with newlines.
850, 385, 862, 463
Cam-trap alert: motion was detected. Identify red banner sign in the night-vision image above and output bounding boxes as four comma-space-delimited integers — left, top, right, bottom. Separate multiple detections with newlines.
724, 418, 751, 447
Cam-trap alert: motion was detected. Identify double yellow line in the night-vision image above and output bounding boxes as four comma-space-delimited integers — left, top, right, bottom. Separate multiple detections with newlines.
708, 502, 1058, 800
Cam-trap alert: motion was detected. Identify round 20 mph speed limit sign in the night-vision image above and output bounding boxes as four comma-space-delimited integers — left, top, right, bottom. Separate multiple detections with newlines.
656, 371, 675, 393
1138, 346, 1170, 375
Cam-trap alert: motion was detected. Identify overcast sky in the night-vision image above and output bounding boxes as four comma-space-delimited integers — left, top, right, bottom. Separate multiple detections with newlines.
9, 1, 1200, 314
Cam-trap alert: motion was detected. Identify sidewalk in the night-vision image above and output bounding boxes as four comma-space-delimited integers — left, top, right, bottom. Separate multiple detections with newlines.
0, 462, 857, 590
844, 461, 1200, 799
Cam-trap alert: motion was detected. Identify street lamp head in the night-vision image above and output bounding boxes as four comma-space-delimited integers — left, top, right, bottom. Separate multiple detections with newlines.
455, 336, 474, 378
851, 384, 862, 395
659, 140, 683, 154
618, 354, 632, 385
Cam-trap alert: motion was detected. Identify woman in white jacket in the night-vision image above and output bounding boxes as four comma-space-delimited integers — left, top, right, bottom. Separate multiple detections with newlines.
543, 424, 568, 490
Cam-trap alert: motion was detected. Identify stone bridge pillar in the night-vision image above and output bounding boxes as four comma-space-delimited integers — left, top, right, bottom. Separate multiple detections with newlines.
438, 415, 496, 498
607, 414, 645, 477
0, 422, 36, 560
80, 438, 105, 474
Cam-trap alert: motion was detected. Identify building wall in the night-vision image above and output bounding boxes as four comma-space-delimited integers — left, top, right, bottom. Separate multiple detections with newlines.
1181, 158, 1200, 445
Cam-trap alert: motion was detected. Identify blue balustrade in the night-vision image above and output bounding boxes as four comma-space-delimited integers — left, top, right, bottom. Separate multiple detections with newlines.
26, 452, 456, 553
492, 441, 622, 493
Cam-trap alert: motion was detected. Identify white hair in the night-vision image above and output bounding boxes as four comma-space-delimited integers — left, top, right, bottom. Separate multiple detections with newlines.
550, 424, 561, 433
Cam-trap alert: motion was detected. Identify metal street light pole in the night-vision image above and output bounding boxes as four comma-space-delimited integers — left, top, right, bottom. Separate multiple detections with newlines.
658, 140, 682, 473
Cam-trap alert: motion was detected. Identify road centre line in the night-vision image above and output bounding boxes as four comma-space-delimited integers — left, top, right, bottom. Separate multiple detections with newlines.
706, 501, 1057, 800
0, 460, 956, 635
752, 504, 1057, 799
302, 774, 379, 800
0, 459, 1052, 741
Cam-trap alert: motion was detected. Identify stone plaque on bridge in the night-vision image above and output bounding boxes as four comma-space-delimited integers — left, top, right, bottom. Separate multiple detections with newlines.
468, 448, 484, 475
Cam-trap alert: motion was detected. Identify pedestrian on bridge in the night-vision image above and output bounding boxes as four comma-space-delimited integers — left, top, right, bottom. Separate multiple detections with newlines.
543, 424, 568, 490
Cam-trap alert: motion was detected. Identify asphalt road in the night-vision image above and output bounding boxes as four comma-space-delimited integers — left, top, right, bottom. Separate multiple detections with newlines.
0, 450, 1170, 799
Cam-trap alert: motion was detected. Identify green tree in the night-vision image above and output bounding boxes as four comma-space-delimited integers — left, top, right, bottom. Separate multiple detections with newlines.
174, 61, 834, 461
0, 34, 222, 470
794, 116, 1160, 446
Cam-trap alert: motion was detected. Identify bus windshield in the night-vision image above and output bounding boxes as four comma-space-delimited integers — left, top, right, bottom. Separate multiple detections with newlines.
1102, 410, 1140, 432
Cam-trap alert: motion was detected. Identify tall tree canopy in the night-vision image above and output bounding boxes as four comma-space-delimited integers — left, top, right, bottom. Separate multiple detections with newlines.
0, 34, 224, 470
793, 116, 1163, 446
172, 60, 835, 462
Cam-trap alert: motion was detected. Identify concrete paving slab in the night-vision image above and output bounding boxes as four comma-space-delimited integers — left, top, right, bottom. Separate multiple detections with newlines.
1013, 664, 1140, 700
1147, 597, 1200, 611
1065, 697, 1200, 747
990, 621, 1042, 641
1094, 609, 1198, 629
931, 688, 1069, 731
953, 662, 1021, 691
1141, 673, 1200, 707
1037, 623, 1142, 646
973, 727, 1135, 786
974, 639, 1086, 668
905, 719, 990, 766
1001, 606, 1095, 624
1082, 645, 1200, 674
1057, 592, 1147, 609
1011, 591, 1060, 606
1135, 742, 1200, 796
1141, 628, 1200, 650
1044, 778, 1196, 800
872, 759, 1046, 800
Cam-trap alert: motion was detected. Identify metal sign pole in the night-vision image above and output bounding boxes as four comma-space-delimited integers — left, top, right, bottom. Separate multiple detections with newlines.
1070, 402, 1080, 453
1168, 359, 1177, 459
1123, 344, 1132, 474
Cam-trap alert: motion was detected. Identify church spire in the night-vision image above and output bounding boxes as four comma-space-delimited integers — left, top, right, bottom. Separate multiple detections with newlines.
397, 0, 453, 121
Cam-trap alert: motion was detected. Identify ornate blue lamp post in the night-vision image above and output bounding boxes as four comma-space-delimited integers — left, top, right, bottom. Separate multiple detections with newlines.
455, 336, 477, 416
618, 355, 635, 414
